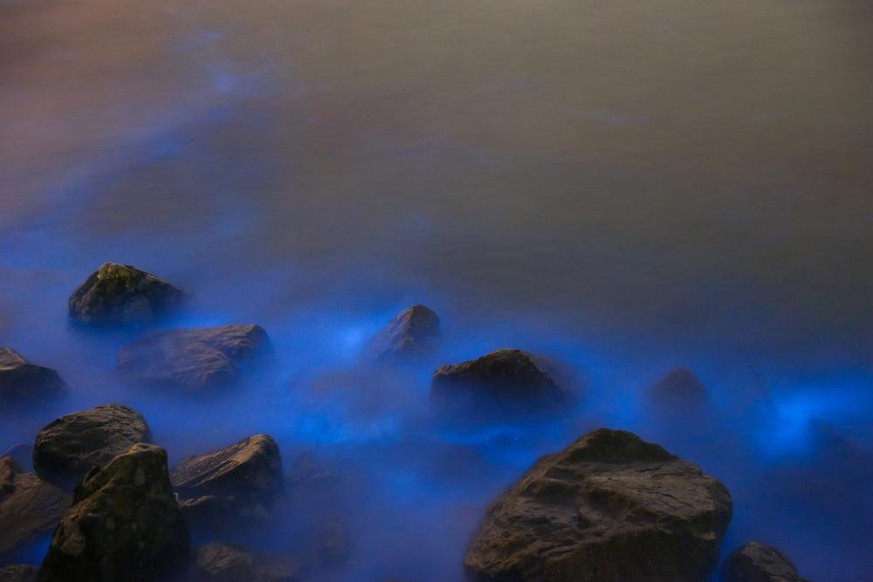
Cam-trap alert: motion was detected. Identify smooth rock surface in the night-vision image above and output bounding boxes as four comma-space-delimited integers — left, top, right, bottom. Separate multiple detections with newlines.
465, 428, 733, 582
371, 304, 441, 360
33, 404, 153, 490
117, 324, 271, 392
0, 348, 66, 405
68, 262, 184, 327
0, 455, 70, 560
722, 541, 807, 582
37, 443, 190, 582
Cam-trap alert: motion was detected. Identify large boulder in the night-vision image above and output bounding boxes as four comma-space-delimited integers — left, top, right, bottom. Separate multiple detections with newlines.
464, 428, 733, 582
722, 541, 807, 582
431, 348, 568, 410
647, 368, 708, 408
0, 348, 66, 405
370, 304, 441, 360
33, 404, 153, 490
37, 443, 190, 582
117, 324, 271, 392
68, 262, 184, 328
0, 455, 71, 560
191, 542, 300, 582
170, 434, 283, 531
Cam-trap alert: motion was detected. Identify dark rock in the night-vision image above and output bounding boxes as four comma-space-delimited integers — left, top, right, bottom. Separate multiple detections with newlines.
431, 348, 568, 410
647, 368, 708, 407
464, 428, 733, 582
722, 541, 807, 582
170, 434, 282, 531
371, 304, 440, 360
37, 443, 190, 582
0, 348, 66, 405
192, 542, 300, 582
117, 324, 271, 392
0, 455, 70, 560
33, 404, 153, 490
68, 262, 184, 327
0, 565, 40, 582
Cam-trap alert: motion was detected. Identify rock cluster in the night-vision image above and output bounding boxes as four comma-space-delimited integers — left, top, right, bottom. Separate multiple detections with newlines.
68, 262, 184, 328
464, 428, 733, 582
117, 324, 271, 392
33, 403, 153, 490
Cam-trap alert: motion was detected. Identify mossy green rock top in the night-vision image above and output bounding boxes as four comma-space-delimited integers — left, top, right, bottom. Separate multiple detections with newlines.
68, 262, 184, 327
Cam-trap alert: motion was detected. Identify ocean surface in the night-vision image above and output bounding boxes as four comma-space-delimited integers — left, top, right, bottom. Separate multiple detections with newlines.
2, 0, 872, 579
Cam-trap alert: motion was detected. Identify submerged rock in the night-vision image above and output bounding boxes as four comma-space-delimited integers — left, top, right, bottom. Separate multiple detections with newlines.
192, 542, 300, 582
170, 434, 283, 531
117, 324, 271, 392
0, 565, 40, 582
0, 455, 71, 560
68, 262, 184, 327
33, 403, 153, 490
722, 541, 807, 582
38, 443, 190, 582
0, 347, 66, 405
431, 348, 567, 410
465, 428, 733, 582
647, 368, 708, 407
370, 304, 441, 360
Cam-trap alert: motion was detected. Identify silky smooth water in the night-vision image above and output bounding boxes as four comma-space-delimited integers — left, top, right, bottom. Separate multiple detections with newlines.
1, 0, 872, 580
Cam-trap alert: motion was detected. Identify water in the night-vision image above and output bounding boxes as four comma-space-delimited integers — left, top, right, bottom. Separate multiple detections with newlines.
1, 0, 872, 580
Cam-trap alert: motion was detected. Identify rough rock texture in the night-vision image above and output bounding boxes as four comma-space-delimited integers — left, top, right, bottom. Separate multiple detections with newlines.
33, 404, 153, 490
0, 565, 40, 582
647, 368, 708, 407
68, 262, 184, 327
431, 348, 567, 409
191, 542, 300, 582
0, 455, 71, 560
722, 542, 807, 582
117, 324, 271, 392
465, 428, 733, 582
371, 304, 441, 360
37, 443, 190, 582
170, 434, 282, 531
0, 348, 66, 405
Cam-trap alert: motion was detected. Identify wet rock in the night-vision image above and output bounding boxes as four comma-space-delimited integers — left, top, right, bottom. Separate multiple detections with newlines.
170, 434, 283, 531
647, 368, 708, 407
0, 565, 40, 582
192, 542, 300, 582
33, 403, 153, 490
117, 324, 271, 392
431, 348, 568, 410
722, 541, 807, 582
0, 455, 71, 560
38, 443, 190, 582
464, 428, 733, 582
0, 348, 66, 405
68, 262, 184, 327
371, 304, 441, 360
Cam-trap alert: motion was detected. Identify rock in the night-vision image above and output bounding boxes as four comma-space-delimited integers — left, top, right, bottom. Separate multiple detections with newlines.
170, 434, 282, 531
431, 348, 568, 410
370, 304, 441, 360
0, 455, 71, 560
464, 428, 733, 582
0, 565, 40, 582
33, 404, 153, 490
3, 443, 34, 472
0, 348, 66, 405
722, 541, 807, 582
647, 368, 708, 407
37, 443, 190, 582
192, 542, 300, 582
117, 324, 271, 392
68, 262, 184, 327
